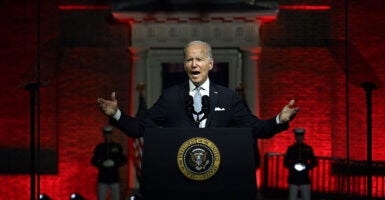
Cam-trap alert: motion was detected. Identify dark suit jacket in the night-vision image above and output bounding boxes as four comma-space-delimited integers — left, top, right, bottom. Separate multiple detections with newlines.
110, 81, 289, 139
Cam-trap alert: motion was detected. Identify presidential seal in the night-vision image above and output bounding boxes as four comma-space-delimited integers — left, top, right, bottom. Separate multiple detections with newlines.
177, 137, 221, 181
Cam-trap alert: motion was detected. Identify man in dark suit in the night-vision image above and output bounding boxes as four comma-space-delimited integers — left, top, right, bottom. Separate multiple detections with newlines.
97, 40, 299, 139
98, 40, 298, 200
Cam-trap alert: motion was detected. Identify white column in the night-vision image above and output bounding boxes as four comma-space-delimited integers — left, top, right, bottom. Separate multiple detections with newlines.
240, 47, 262, 116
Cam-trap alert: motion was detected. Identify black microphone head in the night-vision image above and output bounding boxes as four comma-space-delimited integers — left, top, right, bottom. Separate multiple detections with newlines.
186, 95, 195, 114
186, 95, 194, 105
201, 95, 210, 114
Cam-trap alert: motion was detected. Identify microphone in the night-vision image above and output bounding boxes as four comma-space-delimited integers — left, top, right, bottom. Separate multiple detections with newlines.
185, 95, 196, 116
194, 95, 210, 127
186, 94, 209, 127
201, 95, 210, 118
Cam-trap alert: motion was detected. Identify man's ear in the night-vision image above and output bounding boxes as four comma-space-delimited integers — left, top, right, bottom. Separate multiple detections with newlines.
209, 60, 214, 70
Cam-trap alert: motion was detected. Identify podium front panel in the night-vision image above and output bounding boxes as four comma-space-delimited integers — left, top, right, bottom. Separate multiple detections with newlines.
140, 128, 257, 200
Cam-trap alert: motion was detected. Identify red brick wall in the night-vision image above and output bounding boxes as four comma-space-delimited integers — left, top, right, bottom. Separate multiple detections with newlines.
43, 47, 131, 199
258, 47, 339, 158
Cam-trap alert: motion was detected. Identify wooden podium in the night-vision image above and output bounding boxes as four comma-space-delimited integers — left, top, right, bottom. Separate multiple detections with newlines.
140, 128, 257, 200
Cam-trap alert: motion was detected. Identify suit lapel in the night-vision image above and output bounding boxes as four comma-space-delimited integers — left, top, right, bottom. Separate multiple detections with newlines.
206, 83, 219, 127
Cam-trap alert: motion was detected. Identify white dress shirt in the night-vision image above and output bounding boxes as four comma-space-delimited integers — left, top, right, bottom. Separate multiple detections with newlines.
189, 79, 210, 128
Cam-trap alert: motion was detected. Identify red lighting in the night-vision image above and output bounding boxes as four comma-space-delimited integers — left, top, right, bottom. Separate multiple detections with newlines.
279, 5, 331, 11
258, 16, 277, 24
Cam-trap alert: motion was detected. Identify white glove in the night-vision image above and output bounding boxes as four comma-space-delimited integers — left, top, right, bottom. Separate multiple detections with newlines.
294, 163, 306, 171
102, 159, 115, 167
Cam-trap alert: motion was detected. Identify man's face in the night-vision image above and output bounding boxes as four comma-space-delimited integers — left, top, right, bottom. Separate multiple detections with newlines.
184, 44, 213, 86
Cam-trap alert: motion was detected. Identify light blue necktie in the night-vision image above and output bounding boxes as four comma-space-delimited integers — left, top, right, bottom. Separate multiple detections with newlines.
193, 87, 202, 123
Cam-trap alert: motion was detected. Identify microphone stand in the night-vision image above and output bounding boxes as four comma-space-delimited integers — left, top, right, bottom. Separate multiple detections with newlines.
24, 0, 43, 199
194, 110, 209, 128
24, 83, 39, 200
194, 111, 202, 128
362, 82, 377, 199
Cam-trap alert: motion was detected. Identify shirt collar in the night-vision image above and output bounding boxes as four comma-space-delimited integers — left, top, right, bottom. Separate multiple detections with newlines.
189, 79, 210, 92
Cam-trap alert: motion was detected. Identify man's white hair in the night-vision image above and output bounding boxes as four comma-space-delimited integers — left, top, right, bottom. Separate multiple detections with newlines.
184, 40, 213, 60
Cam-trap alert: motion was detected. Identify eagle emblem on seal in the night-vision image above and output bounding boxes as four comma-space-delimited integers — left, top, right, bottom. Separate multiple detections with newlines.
190, 148, 210, 171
